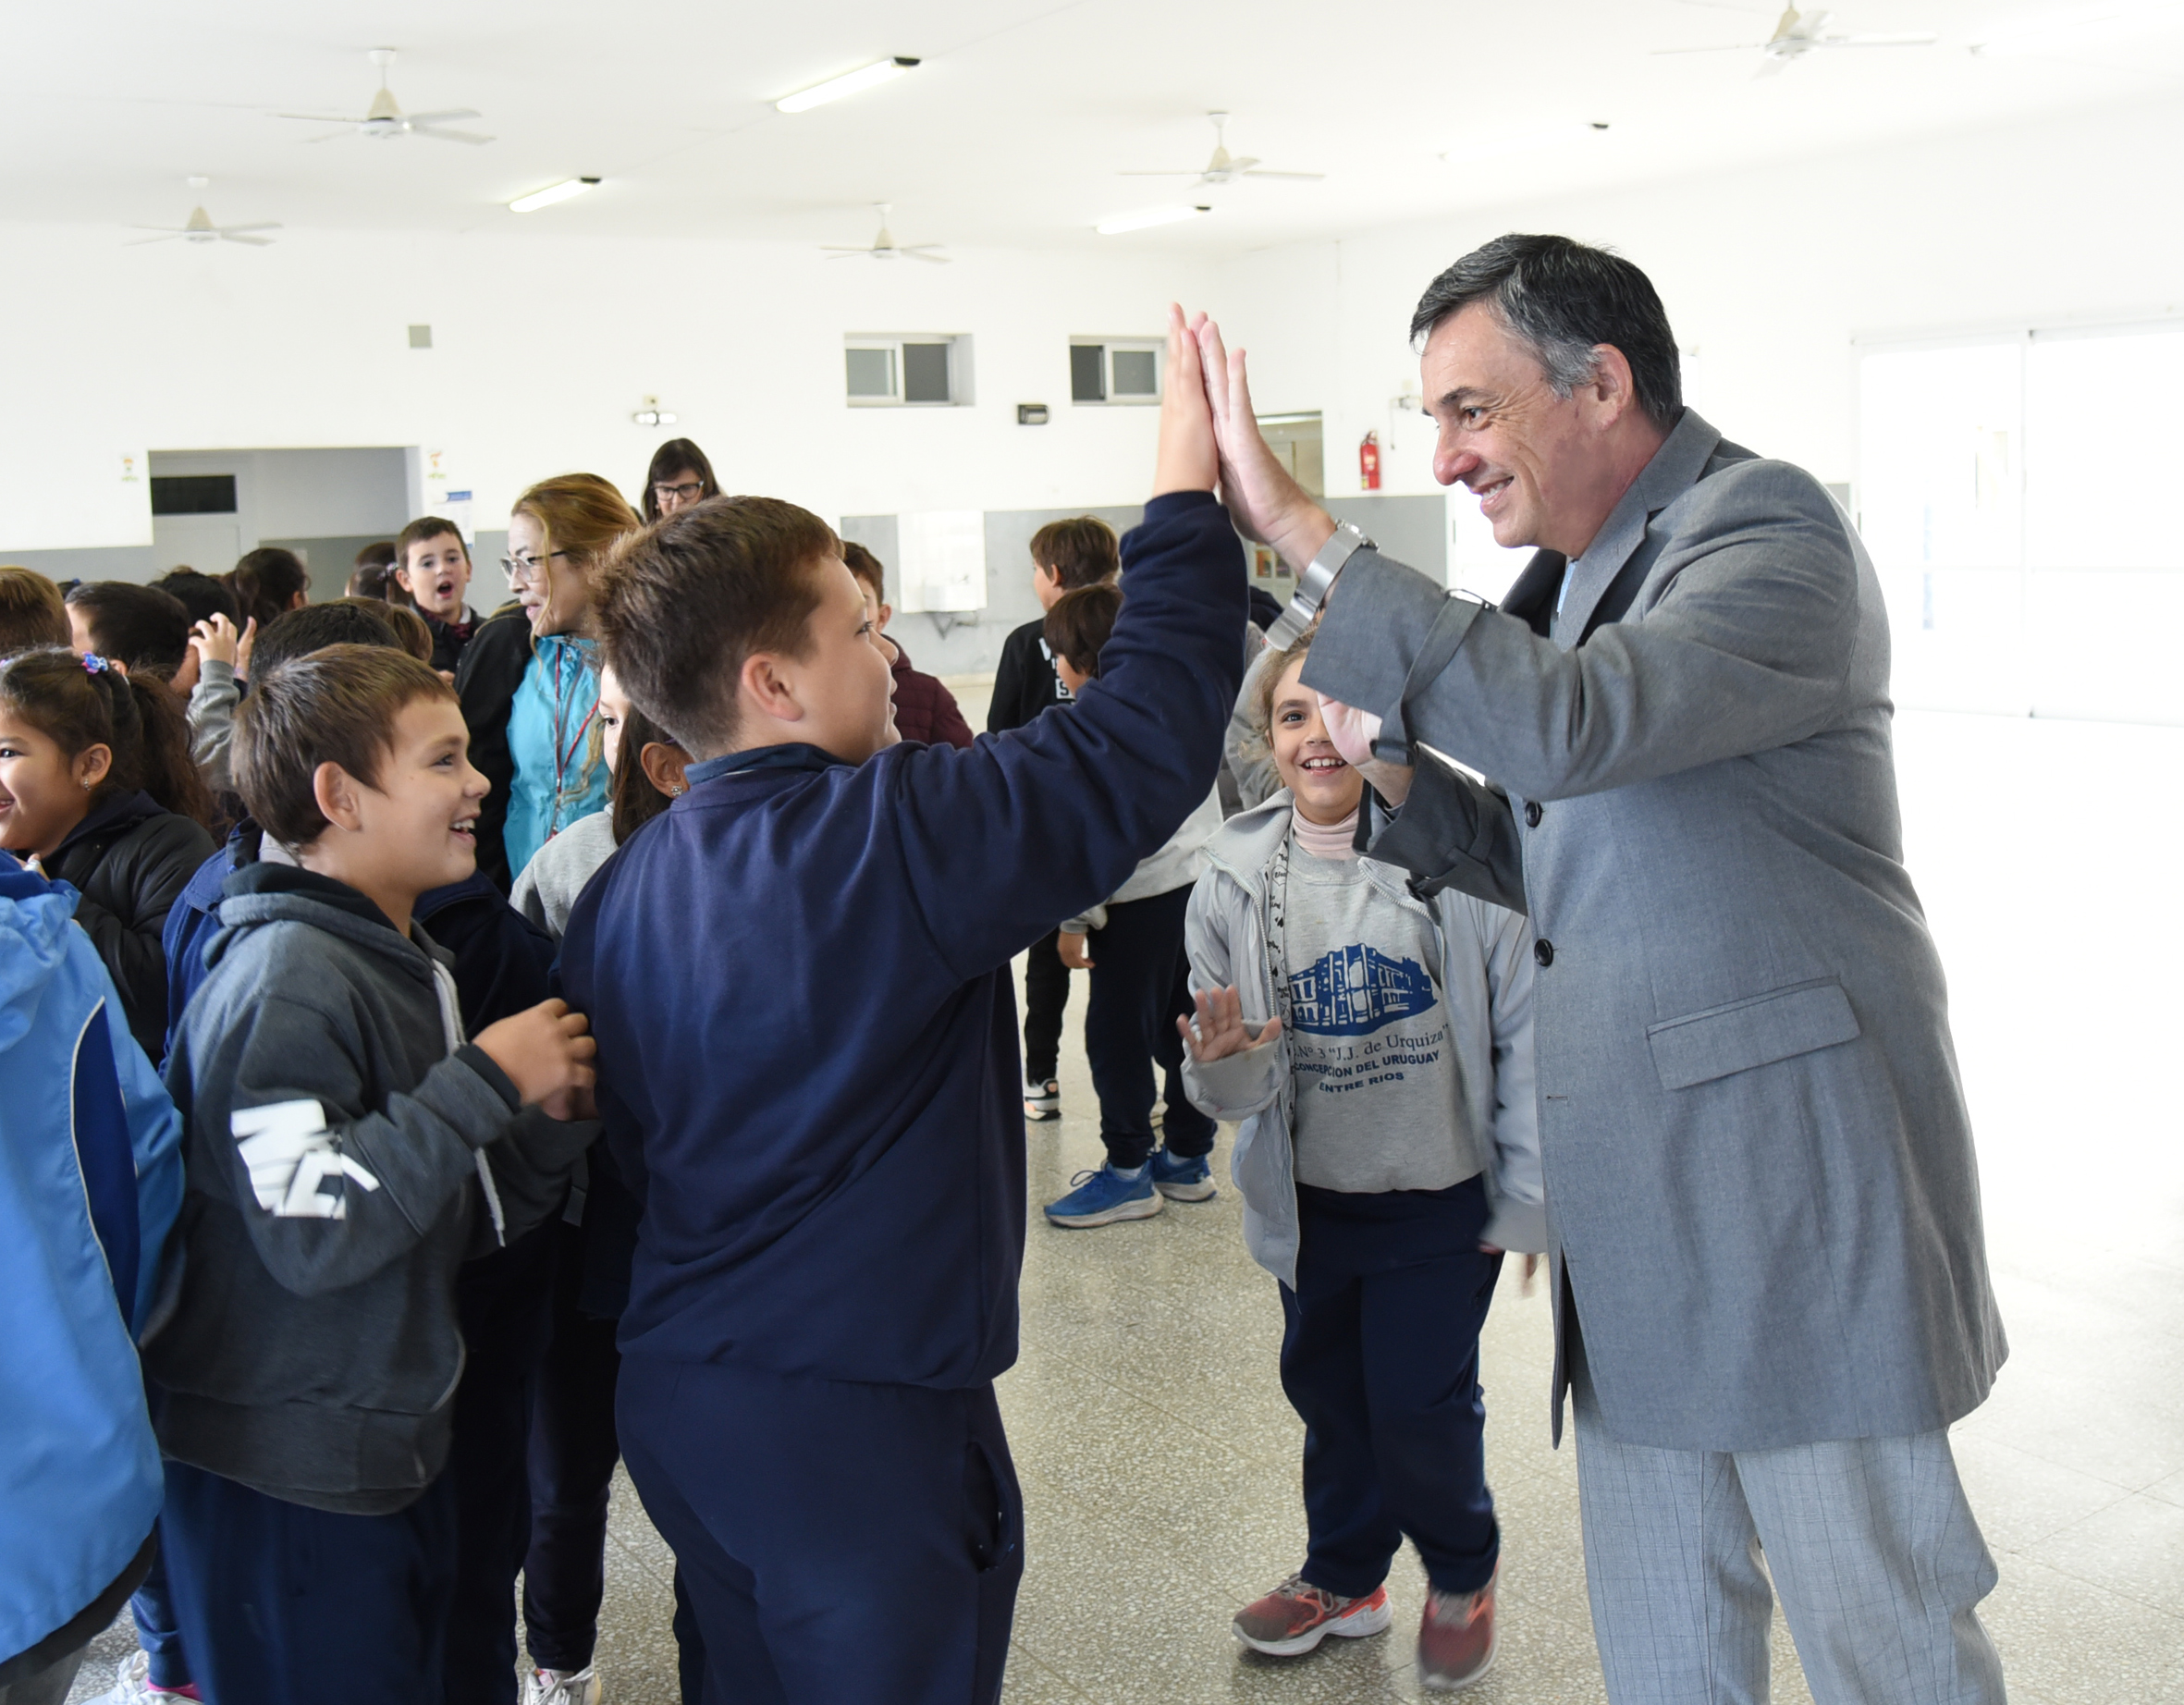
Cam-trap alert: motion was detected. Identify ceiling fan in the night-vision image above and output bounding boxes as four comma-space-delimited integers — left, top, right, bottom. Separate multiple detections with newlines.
1122, 113, 1324, 187
821, 204, 949, 264
129, 178, 278, 247
279, 48, 493, 144
1654, 4, 1937, 73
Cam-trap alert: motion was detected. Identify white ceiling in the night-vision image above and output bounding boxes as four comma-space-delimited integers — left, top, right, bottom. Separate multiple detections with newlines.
6, 0, 2180, 255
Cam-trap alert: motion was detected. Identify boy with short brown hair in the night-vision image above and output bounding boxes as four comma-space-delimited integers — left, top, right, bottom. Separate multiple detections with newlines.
147, 644, 598, 1701
0, 565, 68, 653
840, 541, 974, 749
394, 517, 481, 676
561, 315, 1244, 1703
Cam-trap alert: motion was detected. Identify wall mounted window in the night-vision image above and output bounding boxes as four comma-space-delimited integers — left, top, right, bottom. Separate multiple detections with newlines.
150, 474, 238, 515
1070, 337, 1162, 405
845, 335, 974, 407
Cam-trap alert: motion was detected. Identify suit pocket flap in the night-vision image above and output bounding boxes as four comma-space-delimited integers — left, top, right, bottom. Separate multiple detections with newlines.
1646, 979, 1860, 1091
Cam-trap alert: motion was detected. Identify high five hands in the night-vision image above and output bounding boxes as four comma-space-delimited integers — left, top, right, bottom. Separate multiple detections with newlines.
1176, 983, 1281, 1063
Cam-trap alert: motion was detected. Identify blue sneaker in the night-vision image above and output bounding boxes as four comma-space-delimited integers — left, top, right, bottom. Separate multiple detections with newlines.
1149, 1147, 1217, 1202
1045, 1164, 1163, 1229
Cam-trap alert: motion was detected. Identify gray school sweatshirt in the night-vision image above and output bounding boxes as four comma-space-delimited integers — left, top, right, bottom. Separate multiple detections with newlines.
144, 864, 595, 1514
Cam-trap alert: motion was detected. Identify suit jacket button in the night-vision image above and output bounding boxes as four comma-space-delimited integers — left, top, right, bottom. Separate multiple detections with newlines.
1525, 801, 1542, 828
1534, 938, 1554, 966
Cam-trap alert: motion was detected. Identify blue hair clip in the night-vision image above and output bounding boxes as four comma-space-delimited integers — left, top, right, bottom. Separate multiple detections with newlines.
81, 653, 111, 675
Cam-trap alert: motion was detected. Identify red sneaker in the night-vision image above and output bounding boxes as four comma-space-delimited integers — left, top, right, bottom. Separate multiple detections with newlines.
1417, 1571, 1497, 1690
1233, 1573, 1393, 1657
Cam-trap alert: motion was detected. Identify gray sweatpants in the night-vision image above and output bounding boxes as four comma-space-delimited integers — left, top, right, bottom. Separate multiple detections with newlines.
1573, 1368, 2008, 1704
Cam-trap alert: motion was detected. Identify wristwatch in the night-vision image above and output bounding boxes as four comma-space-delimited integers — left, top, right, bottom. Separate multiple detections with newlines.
1266, 520, 1374, 649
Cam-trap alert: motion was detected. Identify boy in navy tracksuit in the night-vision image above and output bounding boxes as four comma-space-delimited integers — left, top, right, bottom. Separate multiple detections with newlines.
558, 312, 1243, 1703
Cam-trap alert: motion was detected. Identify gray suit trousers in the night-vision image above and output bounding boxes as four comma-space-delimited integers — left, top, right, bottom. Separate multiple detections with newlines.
1573, 1362, 2006, 1705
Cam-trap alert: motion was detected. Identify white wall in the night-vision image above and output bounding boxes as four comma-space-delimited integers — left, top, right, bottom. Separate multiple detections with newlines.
1209, 94, 2184, 716
0, 226, 1216, 556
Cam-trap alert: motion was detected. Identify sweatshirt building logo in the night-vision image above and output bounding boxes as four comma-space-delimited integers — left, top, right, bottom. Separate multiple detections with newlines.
1287, 946, 1437, 1036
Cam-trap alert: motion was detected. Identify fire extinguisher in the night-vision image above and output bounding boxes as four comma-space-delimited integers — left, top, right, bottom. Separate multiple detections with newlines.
1359, 430, 1381, 492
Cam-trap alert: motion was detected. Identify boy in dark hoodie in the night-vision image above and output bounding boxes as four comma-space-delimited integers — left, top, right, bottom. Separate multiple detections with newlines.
558, 308, 1243, 1702
145, 644, 599, 1700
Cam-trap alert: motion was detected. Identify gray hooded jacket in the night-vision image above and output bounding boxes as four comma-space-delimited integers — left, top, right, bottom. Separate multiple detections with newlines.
1180, 791, 1544, 1288
145, 865, 593, 1513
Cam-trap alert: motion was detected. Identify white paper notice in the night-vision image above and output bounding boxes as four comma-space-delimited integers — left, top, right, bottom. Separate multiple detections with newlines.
895, 510, 988, 613
443, 490, 476, 546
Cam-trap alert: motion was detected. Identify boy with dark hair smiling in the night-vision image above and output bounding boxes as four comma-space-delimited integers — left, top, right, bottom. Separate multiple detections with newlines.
559, 309, 1244, 1703
146, 644, 598, 1700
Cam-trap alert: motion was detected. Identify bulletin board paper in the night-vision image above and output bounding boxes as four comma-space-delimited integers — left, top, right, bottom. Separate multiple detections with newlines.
895, 509, 988, 613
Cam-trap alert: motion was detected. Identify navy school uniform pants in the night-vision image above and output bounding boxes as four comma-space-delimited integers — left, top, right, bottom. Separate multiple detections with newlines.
1082, 885, 1216, 1171
442, 1218, 560, 1703
1021, 928, 1070, 1087
158, 1458, 459, 1703
1283, 1175, 1505, 1600
618, 1356, 1023, 1705
523, 1212, 627, 1674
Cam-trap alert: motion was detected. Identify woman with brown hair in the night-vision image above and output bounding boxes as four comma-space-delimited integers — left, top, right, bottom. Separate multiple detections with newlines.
0, 647, 214, 1057
454, 473, 639, 890
640, 438, 720, 523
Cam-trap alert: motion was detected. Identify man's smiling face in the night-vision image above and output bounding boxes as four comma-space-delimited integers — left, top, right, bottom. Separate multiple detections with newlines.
1421, 301, 1607, 558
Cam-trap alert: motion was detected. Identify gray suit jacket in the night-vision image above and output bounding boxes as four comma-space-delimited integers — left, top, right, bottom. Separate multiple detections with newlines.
1303, 410, 2006, 1453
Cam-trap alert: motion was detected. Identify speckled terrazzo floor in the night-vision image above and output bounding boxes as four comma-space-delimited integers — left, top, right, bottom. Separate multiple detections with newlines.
67, 707, 2184, 1704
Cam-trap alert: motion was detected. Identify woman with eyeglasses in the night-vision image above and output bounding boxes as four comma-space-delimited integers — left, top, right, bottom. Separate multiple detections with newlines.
640, 438, 721, 523
453, 474, 640, 891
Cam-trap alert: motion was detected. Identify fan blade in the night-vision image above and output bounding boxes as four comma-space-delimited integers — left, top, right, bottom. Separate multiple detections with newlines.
413, 125, 495, 145
404, 108, 481, 126
277, 111, 361, 123
1820, 32, 1937, 45
902, 250, 951, 264
1651, 42, 1770, 52
1242, 168, 1325, 180
219, 232, 275, 246
300, 129, 356, 144
216, 222, 281, 235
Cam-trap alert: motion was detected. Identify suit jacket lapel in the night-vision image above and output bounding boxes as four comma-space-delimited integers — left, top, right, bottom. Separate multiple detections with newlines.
1552, 410, 1724, 649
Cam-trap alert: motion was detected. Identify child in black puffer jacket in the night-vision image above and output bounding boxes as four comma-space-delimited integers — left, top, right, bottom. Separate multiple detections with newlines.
0, 647, 214, 1060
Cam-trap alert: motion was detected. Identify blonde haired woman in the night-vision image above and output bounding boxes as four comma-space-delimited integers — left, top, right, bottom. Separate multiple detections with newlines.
455, 473, 640, 889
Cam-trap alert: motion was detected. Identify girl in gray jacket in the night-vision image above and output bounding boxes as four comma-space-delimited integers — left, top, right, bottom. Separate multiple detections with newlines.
1178, 622, 1541, 1690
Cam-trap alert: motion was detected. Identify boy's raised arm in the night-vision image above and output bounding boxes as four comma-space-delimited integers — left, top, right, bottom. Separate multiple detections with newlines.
886, 308, 1250, 980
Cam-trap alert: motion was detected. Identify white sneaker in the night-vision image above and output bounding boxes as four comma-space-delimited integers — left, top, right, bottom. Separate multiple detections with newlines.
522, 1667, 603, 1705
1023, 1076, 1061, 1122
91, 1650, 200, 1704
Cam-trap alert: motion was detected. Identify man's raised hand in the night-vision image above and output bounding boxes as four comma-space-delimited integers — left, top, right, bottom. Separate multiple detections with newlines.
1177, 983, 1282, 1063
1193, 316, 1337, 570
1152, 301, 1220, 497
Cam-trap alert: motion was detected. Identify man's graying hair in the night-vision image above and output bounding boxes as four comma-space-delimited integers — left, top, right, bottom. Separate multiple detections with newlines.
1410, 234, 1682, 429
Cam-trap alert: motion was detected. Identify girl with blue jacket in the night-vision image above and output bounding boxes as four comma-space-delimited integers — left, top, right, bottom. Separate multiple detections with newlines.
0, 861, 182, 1701
1179, 623, 1542, 1690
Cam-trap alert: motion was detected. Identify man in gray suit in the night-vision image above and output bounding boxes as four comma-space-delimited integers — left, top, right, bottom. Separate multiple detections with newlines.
1186, 236, 2010, 1703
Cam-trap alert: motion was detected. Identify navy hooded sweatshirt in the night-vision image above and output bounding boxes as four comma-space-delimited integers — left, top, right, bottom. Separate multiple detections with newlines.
558, 491, 1244, 1389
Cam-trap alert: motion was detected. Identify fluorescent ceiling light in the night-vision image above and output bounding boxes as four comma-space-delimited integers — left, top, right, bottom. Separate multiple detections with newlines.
1442, 122, 1611, 165
509, 177, 600, 213
777, 57, 919, 114
1096, 204, 1210, 237
1971, 0, 2181, 54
